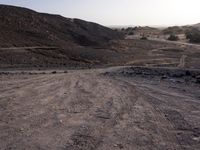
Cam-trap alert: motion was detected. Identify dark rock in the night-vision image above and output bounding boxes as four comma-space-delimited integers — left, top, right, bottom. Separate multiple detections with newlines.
52, 71, 57, 74
195, 75, 200, 83
161, 75, 167, 79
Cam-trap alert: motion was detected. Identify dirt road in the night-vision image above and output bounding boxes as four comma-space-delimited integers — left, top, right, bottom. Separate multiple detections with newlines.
0, 67, 200, 150
0, 47, 59, 50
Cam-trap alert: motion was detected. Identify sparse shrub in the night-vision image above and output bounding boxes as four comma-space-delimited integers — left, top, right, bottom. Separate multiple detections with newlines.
163, 26, 183, 35
128, 31, 134, 35
133, 27, 138, 30
125, 27, 133, 32
167, 34, 179, 41
140, 36, 148, 40
185, 29, 200, 43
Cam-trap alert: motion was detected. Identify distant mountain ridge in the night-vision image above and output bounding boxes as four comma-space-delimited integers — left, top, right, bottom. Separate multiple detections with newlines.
162, 23, 200, 35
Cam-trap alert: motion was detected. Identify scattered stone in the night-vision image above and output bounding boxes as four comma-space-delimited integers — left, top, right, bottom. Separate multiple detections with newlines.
161, 75, 167, 79
113, 144, 124, 149
95, 109, 111, 119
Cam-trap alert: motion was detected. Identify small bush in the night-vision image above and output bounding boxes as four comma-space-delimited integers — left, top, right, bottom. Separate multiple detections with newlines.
128, 31, 134, 35
167, 34, 179, 41
140, 36, 148, 40
185, 29, 200, 43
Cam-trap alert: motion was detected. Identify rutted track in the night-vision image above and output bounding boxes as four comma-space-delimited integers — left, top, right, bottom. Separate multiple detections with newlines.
0, 67, 200, 150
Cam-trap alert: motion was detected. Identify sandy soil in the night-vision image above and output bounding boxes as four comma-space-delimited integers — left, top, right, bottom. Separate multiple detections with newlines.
0, 67, 200, 150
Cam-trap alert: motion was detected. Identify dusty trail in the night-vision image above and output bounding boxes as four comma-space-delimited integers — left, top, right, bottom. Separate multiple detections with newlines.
0, 46, 59, 50
0, 67, 200, 150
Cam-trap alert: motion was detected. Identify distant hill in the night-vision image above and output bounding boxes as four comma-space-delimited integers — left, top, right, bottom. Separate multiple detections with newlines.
0, 5, 124, 69
120, 26, 161, 36
193, 23, 200, 29
0, 5, 122, 48
162, 26, 193, 35
162, 23, 200, 35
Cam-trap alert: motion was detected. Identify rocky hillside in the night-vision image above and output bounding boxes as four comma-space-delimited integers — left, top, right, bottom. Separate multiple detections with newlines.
0, 5, 122, 48
193, 23, 200, 30
162, 24, 200, 35
0, 5, 125, 69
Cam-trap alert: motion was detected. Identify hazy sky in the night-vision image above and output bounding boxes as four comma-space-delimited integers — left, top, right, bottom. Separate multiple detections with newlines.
0, 0, 200, 26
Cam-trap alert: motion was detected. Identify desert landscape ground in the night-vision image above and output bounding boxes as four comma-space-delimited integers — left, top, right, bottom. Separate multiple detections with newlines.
0, 4, 200, 150
1, 67, 200, 150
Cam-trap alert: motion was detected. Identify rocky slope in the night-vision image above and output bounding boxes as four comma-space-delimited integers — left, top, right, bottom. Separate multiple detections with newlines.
0, 5, 125, 69
0, 5, 122, 48
193, 23, 200, 29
